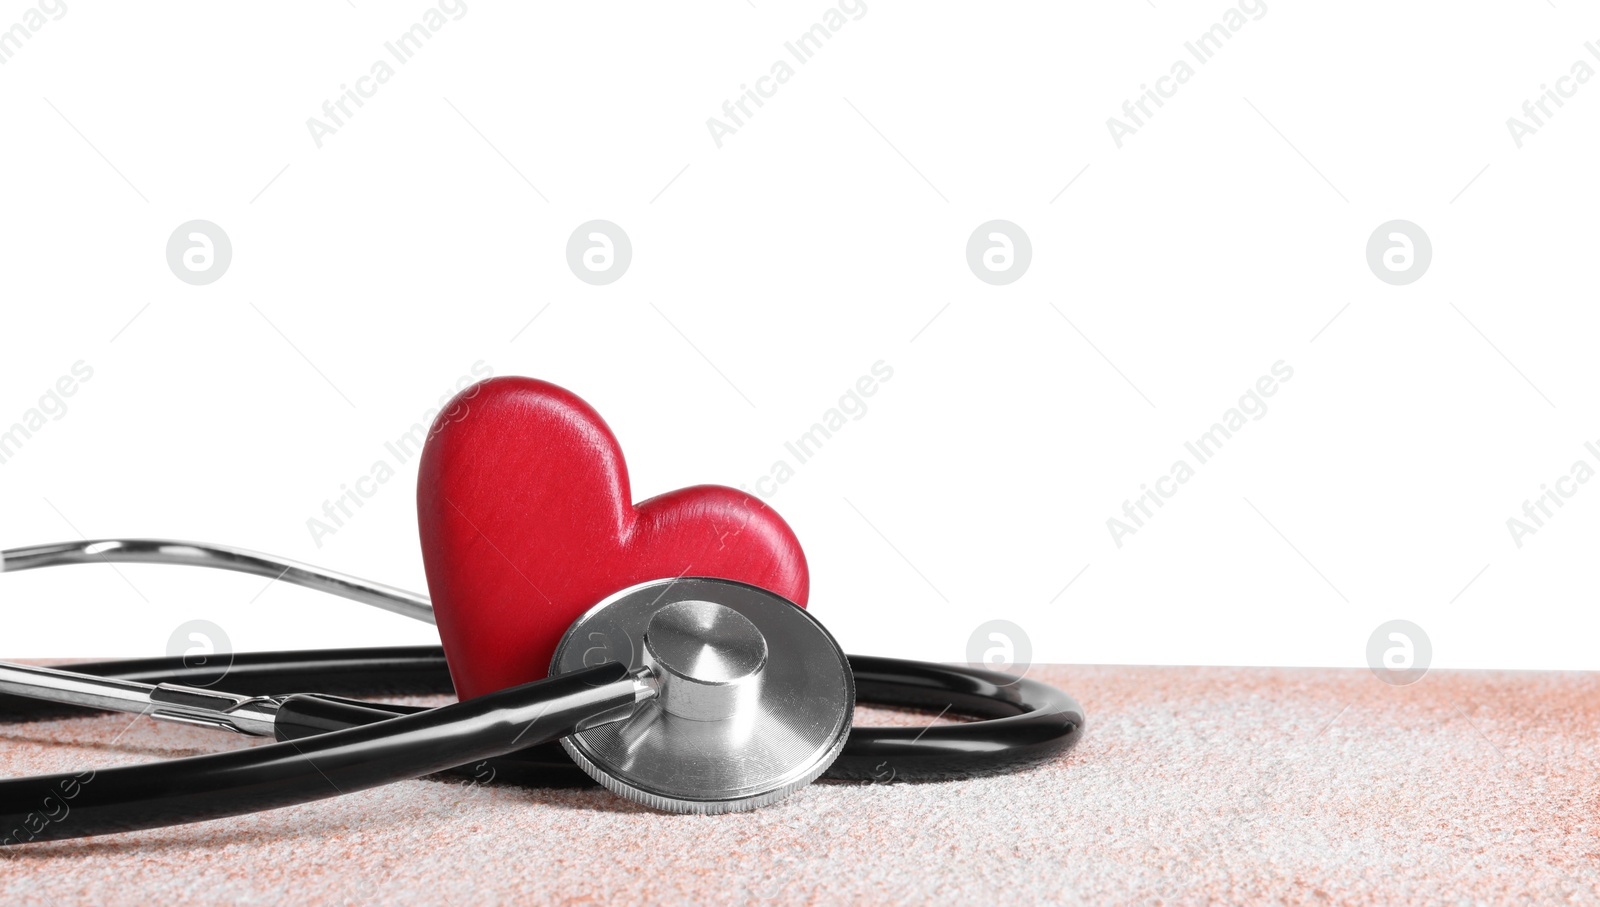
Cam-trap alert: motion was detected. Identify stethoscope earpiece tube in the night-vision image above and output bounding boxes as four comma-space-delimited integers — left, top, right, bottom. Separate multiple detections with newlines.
0, 662, 643, 845
0, 539, 435, 624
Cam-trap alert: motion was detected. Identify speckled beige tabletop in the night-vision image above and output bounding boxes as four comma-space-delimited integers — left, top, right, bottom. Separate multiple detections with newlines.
1, 664, 1596, 906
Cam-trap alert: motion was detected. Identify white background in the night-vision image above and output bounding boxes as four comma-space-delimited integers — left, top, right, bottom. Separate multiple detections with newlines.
2, 1, 1598, 670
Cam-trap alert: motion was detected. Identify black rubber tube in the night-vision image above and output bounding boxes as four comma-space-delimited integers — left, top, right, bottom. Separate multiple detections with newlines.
832, 656, 1083, 780
0, 663, 636, 846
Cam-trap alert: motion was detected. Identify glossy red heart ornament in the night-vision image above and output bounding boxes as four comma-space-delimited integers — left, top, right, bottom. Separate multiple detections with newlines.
417, 376, 809, 699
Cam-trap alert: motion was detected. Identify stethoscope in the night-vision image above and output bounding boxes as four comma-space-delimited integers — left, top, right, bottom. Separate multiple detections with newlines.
0, 538, 1084, 845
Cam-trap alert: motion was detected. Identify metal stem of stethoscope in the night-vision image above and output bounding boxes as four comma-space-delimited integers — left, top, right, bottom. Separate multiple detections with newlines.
0, 661, 288, 735
0, 539, 438, 738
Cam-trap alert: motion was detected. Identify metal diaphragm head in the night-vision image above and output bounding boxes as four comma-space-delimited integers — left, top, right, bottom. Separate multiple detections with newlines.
550, 577, 853, 814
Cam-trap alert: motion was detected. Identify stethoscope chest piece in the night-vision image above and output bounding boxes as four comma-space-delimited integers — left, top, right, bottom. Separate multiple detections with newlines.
550, 577, 854, 814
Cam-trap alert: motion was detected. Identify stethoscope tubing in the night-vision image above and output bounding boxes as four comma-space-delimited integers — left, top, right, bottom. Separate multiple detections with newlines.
0, 540, 1086, 842
0, 647, 1085, 787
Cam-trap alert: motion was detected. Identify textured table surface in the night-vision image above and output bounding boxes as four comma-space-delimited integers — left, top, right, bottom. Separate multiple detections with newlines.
0, 664, 1596, 906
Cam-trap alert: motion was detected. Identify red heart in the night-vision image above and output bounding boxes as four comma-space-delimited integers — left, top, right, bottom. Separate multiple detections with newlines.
417, 376, 809, 699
